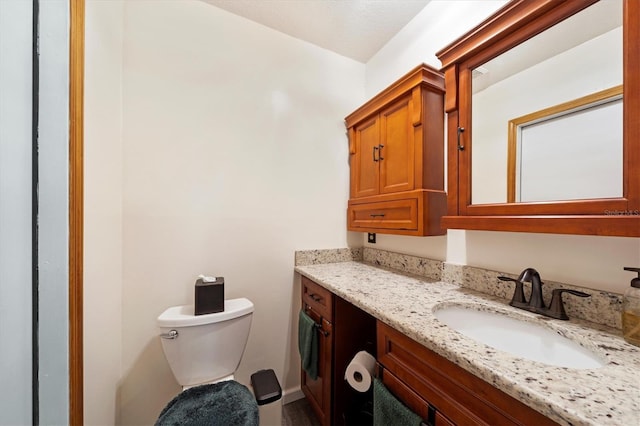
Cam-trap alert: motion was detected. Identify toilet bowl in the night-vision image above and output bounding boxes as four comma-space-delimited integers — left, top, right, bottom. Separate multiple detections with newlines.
157, 297, 254, 389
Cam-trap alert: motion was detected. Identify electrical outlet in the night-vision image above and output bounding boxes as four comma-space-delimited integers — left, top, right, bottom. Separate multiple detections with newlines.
367, 233, 376, 244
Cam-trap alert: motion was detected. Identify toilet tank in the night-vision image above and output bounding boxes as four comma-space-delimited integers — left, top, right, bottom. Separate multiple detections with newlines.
157, 298, 254, 387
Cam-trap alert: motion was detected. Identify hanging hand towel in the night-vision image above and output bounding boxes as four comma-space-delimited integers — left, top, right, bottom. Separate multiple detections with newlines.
298, 309, 319, 380
373, 378, 422, 426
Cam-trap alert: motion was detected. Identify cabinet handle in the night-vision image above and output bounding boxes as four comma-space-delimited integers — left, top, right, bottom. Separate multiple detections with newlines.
314, 322, 329, 337
457, 126, 465, 151
309, 293, 322, 303
378, 144, 384, 160
370, 213, 385, 218
373, 146, 379, 162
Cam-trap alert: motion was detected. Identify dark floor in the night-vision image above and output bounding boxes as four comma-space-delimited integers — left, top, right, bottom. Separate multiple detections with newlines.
282, 398, 321, 426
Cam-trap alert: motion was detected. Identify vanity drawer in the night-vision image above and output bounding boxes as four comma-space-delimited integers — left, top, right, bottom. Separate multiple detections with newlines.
377, 321, 558, 426
302, 276, 333, 319
378, 364, 430, 420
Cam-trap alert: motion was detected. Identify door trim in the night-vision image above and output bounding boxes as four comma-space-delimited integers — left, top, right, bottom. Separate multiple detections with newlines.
69, 0, 84, 423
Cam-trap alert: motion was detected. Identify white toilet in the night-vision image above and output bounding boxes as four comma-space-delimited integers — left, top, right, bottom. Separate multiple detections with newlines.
157, 298, 254, 389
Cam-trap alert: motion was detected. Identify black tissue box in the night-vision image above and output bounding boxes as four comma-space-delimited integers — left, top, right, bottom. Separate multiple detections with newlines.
195, 276, 224, 315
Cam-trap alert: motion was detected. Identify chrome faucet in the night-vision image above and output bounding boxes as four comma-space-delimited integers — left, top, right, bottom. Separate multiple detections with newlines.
498, 268, 590, 320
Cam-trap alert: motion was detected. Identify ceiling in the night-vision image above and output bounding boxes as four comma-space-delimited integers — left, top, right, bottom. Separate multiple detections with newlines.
203, 0, 431, 63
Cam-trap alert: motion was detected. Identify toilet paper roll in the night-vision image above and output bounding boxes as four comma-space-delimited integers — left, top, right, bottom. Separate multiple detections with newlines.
344, 350, 376, 392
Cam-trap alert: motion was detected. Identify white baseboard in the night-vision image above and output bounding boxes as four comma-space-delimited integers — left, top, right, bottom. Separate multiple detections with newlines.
282, 387, 304, 405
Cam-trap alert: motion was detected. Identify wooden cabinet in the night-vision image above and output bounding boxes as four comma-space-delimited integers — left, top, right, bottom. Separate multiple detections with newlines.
346, 64, 447, 236
351, 94, 415, 198
377, 320, 558, 426
300, 276, 376, 426
301, 277, 333, 425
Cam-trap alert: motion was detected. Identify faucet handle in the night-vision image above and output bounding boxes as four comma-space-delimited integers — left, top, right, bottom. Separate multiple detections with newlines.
498, 276, 528, 308
540, 289, 590, 320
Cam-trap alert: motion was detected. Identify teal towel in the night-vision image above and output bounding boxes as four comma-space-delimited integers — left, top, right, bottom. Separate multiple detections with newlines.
373, 378, 422, 426
298, 309, 319, 380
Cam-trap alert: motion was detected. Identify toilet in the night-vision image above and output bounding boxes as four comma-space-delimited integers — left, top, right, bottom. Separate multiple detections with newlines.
156, 297, 281, 425
157, 297, 254, 388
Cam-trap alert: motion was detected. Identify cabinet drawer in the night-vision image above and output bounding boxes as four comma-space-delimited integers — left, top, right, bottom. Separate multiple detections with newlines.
347, 189, 446, 236
377, 321, 558, 426
378, 365, 429, 421
379, 366, 455, 426
302, 276, 333, 319
348, 198, 418, 230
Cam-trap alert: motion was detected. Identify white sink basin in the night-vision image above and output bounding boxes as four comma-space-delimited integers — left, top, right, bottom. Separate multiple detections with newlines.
434, 305, 605, 369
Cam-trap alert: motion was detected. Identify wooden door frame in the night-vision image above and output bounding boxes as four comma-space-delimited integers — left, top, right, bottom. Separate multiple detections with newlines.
69, 0, 84, 424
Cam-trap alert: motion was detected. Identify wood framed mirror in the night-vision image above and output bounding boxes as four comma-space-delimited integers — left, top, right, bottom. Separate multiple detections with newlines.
436, 0, 639, 236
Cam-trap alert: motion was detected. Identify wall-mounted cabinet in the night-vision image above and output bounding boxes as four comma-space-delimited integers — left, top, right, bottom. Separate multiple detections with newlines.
346, 64, 447, 236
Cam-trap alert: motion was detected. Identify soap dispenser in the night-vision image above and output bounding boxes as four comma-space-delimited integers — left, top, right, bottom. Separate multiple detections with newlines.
622, 267, 640, 347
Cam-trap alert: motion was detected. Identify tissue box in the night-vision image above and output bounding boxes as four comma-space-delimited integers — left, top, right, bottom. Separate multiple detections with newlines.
195, 276, 224, 315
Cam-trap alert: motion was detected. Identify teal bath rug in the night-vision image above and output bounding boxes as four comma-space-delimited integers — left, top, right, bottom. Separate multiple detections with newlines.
156, 380, 259, 426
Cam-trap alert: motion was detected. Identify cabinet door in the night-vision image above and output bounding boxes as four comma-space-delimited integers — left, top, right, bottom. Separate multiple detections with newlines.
301, 306, 333, 426
351, 115, 380, 198
379, 94, 415, 194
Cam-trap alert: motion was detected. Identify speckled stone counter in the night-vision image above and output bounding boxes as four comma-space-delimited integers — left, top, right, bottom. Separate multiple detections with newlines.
294, 260, 640, 426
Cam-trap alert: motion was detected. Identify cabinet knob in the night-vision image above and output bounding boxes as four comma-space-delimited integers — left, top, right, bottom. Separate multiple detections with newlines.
373, 146, 379, 162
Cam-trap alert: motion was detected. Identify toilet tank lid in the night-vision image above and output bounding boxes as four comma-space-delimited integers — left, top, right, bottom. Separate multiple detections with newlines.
157, 298, 254, 327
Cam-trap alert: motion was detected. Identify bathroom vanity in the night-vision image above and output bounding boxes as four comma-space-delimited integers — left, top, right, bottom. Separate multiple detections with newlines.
295, 252, 640, 426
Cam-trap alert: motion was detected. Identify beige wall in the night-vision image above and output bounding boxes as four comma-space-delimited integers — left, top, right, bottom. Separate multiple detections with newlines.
84, 1, 123, 424
86, 0, 363, 424
364, 0, 640, 294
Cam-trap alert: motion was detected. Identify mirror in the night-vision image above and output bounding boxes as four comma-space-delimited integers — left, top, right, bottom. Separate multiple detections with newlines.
436, 0, 639, 236
471, 0, 623, 204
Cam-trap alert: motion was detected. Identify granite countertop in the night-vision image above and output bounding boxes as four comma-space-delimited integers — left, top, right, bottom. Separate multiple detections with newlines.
295, 261, 640, 426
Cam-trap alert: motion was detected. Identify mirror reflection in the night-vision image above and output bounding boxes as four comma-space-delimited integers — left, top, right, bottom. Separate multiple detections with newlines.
471, 0, 623, 205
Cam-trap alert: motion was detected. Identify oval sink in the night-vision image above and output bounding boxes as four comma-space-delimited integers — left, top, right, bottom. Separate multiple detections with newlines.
434, 305, 605, 369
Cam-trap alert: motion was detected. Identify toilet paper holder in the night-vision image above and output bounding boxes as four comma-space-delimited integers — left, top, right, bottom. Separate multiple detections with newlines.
345, 351, 376, 393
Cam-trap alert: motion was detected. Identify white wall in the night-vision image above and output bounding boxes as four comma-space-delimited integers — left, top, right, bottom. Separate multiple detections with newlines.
84, 1, 364, 424
366, 0, 510, 95
84, 1, 124, 424
0, 1, 33, 423
38, 0, 70, 423
365, 0, 640, 294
